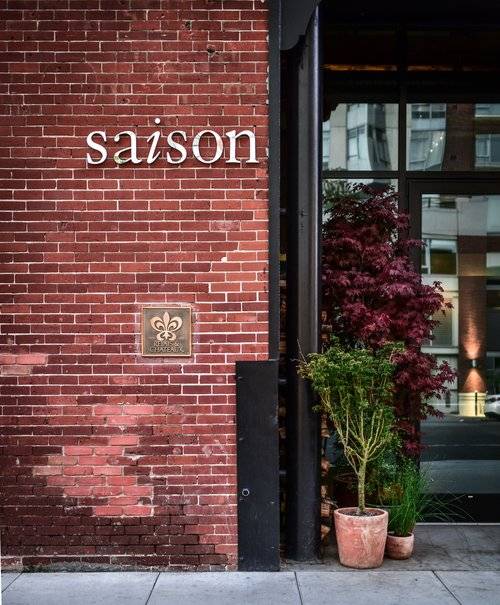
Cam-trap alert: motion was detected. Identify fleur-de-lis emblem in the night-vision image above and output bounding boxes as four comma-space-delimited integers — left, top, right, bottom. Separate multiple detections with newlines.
150, 311, 183, 342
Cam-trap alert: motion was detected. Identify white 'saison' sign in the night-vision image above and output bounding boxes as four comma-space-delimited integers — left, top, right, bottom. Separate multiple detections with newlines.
86, 118, 259, 166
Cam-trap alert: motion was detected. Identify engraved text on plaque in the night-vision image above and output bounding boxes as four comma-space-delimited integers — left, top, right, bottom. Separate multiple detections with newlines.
142, 307, 192, 357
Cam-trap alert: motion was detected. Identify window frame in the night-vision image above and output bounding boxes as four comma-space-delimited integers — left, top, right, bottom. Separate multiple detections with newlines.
322, 94, 500, 214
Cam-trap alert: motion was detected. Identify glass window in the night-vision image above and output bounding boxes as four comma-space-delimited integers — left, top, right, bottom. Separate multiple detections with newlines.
323, 103, 398, 171
476, 135, 490, 163
487, 253, 500, 276
486, 353, 500, 396
476, 134, 500, 167
431, 306, 454, 347
487, 196, 500, 233
476, 104, 500, 117
409, 131, 445, 170
407, 103, 500, 171
430, 240, 457, 274
421, 193, 500, 417
322, 120, 331, 170
347, 126, 364, 160
423, 354, 458, 413
422, 239, 457, 275
422, 194, 456, 209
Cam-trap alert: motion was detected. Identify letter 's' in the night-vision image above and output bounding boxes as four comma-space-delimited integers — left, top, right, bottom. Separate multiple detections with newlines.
166, 131, 188, 164
86, 131, 107, 165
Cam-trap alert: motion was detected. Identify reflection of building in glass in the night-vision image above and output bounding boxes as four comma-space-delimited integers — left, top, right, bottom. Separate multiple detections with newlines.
475, 104, 500, 168
322, 103, 398, 171
407, 104, 446, 170
323, 102, 500, 417
407, 103, 500, 171
324, 102, 500, 172
421, 195, 459, 414
422, 193, 500, 416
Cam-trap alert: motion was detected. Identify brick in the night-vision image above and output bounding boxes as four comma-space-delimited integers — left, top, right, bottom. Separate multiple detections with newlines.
108, 435, 139, 446
2, 362, 34, 375
46, 456, 78, 466
107, 476, 137, 486
0, 354, 17, 364
123, 405, 154, 415
65, 446, 93, 455
0, 0, 268, 572
33, 466, 62, 476
94, 506, 123, 517
122, 506, 153, 516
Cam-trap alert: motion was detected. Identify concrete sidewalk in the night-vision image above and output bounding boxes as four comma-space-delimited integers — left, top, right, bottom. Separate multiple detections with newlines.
2, 526, 500, 605
2, 569, 500, 605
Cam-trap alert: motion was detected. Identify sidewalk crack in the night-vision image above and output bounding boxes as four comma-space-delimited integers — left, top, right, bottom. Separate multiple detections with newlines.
145, 571, 160, 605
433, 571, 463, 605
294, 571, 305, 605
2, 572, 23, 593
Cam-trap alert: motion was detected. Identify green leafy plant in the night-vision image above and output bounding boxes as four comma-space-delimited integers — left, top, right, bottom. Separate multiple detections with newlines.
385, 458, 464, 536
386, 459, 424, 536
300, 339, 402, 514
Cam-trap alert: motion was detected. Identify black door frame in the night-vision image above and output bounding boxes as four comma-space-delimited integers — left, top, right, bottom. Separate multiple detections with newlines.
283, 5, 322, 561
237, 0, 324, 570
409, 177, 500, 522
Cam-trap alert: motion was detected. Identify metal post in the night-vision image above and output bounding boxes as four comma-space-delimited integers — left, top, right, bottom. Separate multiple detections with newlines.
285, 6, 321, 561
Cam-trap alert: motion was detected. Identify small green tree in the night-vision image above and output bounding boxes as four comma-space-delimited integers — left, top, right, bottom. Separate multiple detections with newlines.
300, 341, 401, 514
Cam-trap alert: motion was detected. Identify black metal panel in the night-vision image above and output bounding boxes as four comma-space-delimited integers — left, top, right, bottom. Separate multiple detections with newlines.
284, 7, 322, 561
280, 0, 322, 50
268, 0, 281, 361
236, 360, 279, 571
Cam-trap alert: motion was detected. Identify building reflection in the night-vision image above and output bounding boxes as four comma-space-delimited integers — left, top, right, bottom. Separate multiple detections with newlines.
324, 103, 500, 173
323, 103, 398, 171
323, 103, 500, 418
408, 103, 500, 171
422, 192, 500, 417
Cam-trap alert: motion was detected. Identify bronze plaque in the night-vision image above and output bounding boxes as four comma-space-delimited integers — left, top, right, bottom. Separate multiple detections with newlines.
141, 306, 192, 357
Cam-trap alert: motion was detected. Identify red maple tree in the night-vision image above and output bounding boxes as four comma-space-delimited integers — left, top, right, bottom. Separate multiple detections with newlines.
322, 182, 455, 453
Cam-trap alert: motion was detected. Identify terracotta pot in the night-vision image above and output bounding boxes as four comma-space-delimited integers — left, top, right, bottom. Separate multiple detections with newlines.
334, 507, 388, 569
385, 532, 414, 560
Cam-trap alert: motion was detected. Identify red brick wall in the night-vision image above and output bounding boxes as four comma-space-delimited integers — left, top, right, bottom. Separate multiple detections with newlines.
0, 0, 269, 570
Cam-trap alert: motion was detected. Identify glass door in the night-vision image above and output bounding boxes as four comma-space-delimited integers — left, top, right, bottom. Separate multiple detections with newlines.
410, 179, 500, 521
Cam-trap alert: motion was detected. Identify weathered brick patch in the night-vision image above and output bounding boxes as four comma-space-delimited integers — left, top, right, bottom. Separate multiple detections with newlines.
0, 353, 48, 375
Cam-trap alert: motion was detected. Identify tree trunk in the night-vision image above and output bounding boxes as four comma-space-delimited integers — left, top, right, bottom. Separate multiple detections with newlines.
358, 462, 366, 514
